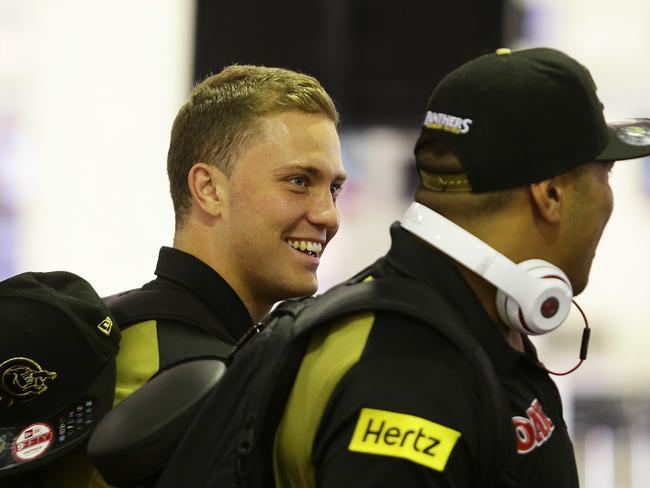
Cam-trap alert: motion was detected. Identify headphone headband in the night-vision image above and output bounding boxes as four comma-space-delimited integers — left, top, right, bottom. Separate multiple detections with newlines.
401, 202, 573, 334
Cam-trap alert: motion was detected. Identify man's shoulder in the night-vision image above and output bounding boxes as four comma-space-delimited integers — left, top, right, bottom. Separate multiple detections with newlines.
104, 285, 222, 332
107, 285, 233, 371
307, 273, 462, 342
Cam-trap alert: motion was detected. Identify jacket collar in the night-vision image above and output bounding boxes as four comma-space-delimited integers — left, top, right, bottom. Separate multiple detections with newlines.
383, 223, 540, 373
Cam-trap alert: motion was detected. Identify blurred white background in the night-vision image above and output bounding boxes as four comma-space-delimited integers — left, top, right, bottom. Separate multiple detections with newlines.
1, 0, 649, 486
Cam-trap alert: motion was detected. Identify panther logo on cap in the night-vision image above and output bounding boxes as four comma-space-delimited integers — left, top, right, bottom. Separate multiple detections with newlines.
423, 111, 473, 135
0, 357, 58, 408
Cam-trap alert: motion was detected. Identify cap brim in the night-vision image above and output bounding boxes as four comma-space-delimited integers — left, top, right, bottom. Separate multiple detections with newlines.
595, 118, 650, 162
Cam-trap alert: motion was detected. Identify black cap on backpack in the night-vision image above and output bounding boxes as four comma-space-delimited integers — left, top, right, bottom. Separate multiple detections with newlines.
0, 271, 120, 476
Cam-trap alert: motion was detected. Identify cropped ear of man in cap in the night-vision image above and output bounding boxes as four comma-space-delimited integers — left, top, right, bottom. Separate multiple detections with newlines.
0, 272, 119, 488
267, 48, 650, 487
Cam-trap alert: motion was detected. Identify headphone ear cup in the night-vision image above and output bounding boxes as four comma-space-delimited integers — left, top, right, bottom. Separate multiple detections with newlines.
495, 259, 573, 335
496, 287, 521, 332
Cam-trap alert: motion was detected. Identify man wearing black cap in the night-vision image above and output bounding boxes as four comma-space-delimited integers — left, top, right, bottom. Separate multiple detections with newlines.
266, 48, 650, 487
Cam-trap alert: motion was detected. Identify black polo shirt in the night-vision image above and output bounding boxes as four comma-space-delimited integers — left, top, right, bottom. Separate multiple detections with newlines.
273, 224, 579, 487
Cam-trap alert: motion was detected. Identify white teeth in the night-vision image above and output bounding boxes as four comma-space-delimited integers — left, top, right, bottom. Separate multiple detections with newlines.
308, 242, 323, 254
287, 240, 323, 255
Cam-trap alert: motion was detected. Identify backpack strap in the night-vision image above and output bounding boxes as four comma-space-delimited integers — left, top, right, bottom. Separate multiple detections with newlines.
105, 289, 221, 333
105, 289, 234, 362
227, 262, 379, 359
290, 277, 513, 487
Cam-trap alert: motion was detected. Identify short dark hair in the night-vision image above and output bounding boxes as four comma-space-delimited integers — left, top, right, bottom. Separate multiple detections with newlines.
415, 141, 517, 220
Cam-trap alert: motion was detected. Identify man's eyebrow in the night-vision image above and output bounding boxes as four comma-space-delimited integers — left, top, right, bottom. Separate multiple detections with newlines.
281, 163, 347, 182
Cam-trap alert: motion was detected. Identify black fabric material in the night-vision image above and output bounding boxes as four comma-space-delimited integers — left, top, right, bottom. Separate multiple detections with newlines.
104, 289, 233, 366
146, 246, 252, 344
87, 358, 227, 487
105, 246, 252, 366
415, 47, 650, 191
153, 254, 513, 487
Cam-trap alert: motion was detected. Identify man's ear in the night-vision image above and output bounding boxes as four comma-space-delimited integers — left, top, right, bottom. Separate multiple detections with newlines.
529, 176, 564, 224
187, 163, 229, 217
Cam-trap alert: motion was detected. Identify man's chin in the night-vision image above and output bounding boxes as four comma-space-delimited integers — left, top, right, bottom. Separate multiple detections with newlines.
274, 280, 319, 302
294, 282, 319, 298
570, 274, 588, 296
296, 278, 319, 297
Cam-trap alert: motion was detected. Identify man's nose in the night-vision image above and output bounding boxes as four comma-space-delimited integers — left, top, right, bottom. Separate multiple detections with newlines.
308, 189, 340, 235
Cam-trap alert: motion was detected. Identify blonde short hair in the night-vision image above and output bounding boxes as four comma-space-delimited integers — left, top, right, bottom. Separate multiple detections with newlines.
167, 65, 339, 225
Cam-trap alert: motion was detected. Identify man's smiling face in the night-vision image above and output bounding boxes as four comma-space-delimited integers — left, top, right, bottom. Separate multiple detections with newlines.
219, 110, 346, 312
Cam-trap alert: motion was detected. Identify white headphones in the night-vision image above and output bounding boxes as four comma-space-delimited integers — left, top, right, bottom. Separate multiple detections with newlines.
401, 202, 573, 335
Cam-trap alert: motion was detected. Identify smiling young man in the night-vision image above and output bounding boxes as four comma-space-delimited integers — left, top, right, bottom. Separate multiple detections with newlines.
51, 65, 345, 488
173, 92, 345, 324
109, 64, 344, 407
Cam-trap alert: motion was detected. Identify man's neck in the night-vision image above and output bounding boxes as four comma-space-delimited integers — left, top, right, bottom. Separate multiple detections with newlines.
456, 264, 525, 352
173, 228, 271, 323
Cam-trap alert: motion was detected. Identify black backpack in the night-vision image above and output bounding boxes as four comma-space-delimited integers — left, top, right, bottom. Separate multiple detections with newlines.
87, 289, 234, 487
154, 274, 517, 488
104, 288, 234, 362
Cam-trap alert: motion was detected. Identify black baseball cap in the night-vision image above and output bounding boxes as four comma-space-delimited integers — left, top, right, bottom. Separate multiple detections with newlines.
0, 271, 120, 476
415, 47, 650, 192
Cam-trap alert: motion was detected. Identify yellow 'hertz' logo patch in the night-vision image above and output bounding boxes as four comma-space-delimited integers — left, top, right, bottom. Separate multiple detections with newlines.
97, 316, 113, 336
348, 408, 461, 472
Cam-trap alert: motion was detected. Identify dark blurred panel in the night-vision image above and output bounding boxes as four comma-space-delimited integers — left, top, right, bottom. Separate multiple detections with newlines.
194, 0, 504, 128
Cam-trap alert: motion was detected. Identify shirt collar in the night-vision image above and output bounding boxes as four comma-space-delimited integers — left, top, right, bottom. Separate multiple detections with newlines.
153, 246, 253, 342
384, 222, 535, 373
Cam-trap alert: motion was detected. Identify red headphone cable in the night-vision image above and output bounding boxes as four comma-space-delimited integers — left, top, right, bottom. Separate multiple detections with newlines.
543, 300, 590, 376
